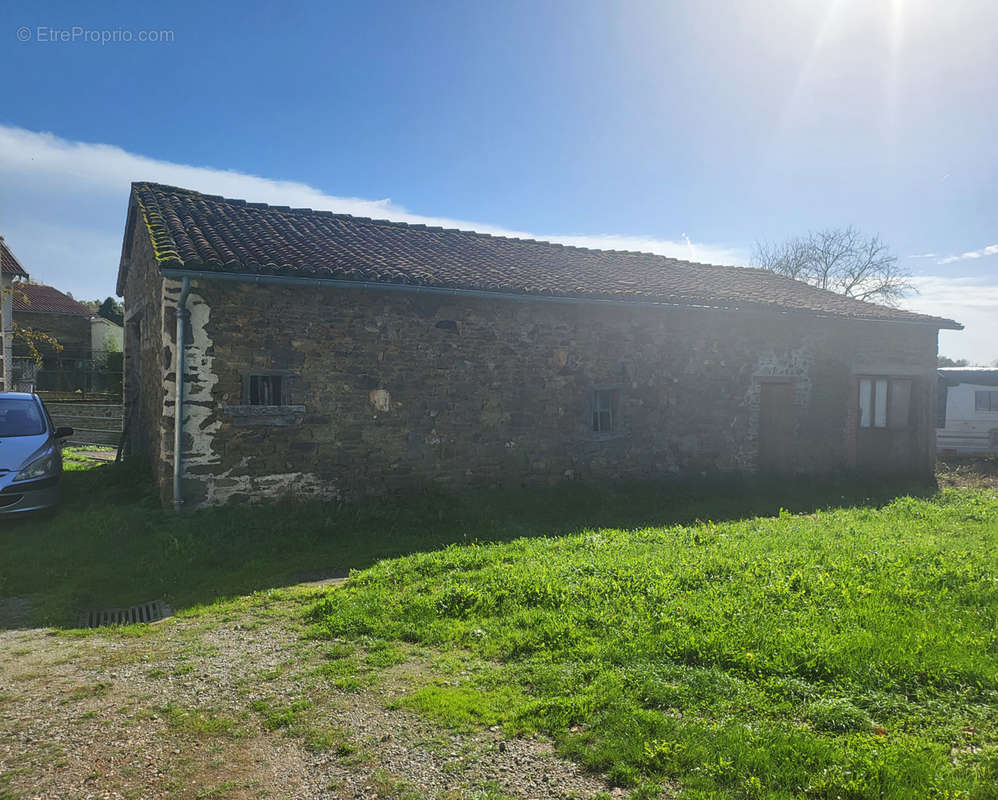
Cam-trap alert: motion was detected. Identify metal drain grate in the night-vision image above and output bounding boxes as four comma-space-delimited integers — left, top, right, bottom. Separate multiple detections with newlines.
78, 600, 173, 628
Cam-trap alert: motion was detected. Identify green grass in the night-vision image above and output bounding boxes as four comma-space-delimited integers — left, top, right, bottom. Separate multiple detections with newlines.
306, 490, 998, 799
393, 684, 527, 730
5, 456, 997, 796
0, 771, 19, 800
0, 455, 948, 628
65, 682, 112, 702
160, 704, 243, 738
300, 724, 356, 755
194, 782, 240, 800
249, 697, 312, 731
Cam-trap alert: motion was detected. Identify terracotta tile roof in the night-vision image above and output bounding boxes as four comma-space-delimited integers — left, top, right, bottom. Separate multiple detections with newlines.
1, 239, 29, 278
122, 182, 961, 329
13, 283, 92, 316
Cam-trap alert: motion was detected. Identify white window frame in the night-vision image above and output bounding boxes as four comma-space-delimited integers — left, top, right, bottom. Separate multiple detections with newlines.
858, 376, 914, 430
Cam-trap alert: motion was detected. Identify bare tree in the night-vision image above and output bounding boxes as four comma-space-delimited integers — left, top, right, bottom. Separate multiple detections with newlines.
752, 226, 914, 306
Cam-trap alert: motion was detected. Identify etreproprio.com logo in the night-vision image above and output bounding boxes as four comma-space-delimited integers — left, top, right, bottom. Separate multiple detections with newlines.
16, 26, 175, 45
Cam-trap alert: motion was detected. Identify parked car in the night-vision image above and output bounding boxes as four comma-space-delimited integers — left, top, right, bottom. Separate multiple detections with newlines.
0, 392, 73, 515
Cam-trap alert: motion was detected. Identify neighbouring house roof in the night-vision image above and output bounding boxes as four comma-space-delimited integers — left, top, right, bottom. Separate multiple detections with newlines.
0, 238, 29, 278
13, 283, 92, 316
119, 182, 962, 329
939, 368, 998, 387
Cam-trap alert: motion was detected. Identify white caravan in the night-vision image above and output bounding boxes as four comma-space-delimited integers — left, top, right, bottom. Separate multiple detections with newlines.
937, 368, 998, 455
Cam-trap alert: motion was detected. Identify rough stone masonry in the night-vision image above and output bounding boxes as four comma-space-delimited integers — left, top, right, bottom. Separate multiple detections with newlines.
117, 182, 953, 509
130, 274, 938, 508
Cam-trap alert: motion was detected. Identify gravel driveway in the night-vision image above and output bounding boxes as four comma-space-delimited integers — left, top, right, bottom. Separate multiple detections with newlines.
0, 586, 625, 800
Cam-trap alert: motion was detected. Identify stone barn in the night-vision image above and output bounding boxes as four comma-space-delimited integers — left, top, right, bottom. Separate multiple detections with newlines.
116, 183, 961, 509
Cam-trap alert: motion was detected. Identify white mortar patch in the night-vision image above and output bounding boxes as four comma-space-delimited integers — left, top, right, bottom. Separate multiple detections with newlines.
183, 289, 222, 471
160, 279, 180, 476
201, 469, 339, 506
163, 280, 339, 507
369, 388, 391, 412
161, 280, 221, 481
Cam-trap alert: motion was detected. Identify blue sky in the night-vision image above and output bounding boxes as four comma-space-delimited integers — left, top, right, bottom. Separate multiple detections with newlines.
1, 0, 995, 360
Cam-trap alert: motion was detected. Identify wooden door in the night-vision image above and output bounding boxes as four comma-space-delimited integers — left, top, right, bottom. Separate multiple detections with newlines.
758, 382, 795, 474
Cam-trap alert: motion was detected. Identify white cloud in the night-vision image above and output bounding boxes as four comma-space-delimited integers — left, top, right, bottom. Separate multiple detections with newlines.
937, 244, 998, 264
906, 275, 998, 365
0, 125, 744, 303
2, 125, 989, 364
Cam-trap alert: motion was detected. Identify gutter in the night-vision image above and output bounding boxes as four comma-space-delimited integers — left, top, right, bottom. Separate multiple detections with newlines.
160, 268, 963, 330
173, 276, 191, 512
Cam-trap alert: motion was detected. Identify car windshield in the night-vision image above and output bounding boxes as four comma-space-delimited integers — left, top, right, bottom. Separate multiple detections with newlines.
0, 398, 46, 437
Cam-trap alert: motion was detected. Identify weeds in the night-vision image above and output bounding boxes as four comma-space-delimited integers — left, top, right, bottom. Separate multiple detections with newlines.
301, 725, 355, 756
249, 698, 311, 731
161, 705, 242, 739
66, 682, 111, 702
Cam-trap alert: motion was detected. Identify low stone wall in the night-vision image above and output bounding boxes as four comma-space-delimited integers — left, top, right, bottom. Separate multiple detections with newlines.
46, 401, 123, 447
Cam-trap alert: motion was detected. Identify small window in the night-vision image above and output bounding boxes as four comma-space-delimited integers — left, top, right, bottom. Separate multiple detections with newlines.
975, 391, 998, 412
592, 388, 617, 434
859, 376, 913, 429
247, 374, 288, 406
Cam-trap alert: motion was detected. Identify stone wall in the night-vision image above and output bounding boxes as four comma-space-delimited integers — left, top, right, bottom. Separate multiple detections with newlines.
121, 217, 168, 475
140, 275, 939, 508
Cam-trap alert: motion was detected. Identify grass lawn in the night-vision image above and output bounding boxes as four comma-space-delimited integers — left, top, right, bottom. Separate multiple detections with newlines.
2, 455, 997, 798
0, 452, 945, 628
305, 489, 998, 798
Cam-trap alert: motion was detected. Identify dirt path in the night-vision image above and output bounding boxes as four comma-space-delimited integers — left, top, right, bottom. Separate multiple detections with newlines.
0, 590, 621, 800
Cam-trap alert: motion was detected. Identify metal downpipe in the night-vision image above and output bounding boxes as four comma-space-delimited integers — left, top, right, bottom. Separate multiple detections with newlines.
173, 277, 191, 512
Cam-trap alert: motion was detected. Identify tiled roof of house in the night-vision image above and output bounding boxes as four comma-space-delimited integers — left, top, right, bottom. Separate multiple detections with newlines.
122, 182, 961, 329
1, 239, 29, 278
13, 283, 92, 316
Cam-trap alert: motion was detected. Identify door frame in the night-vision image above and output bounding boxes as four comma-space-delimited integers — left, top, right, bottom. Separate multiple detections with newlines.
756, 376, 797, 475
